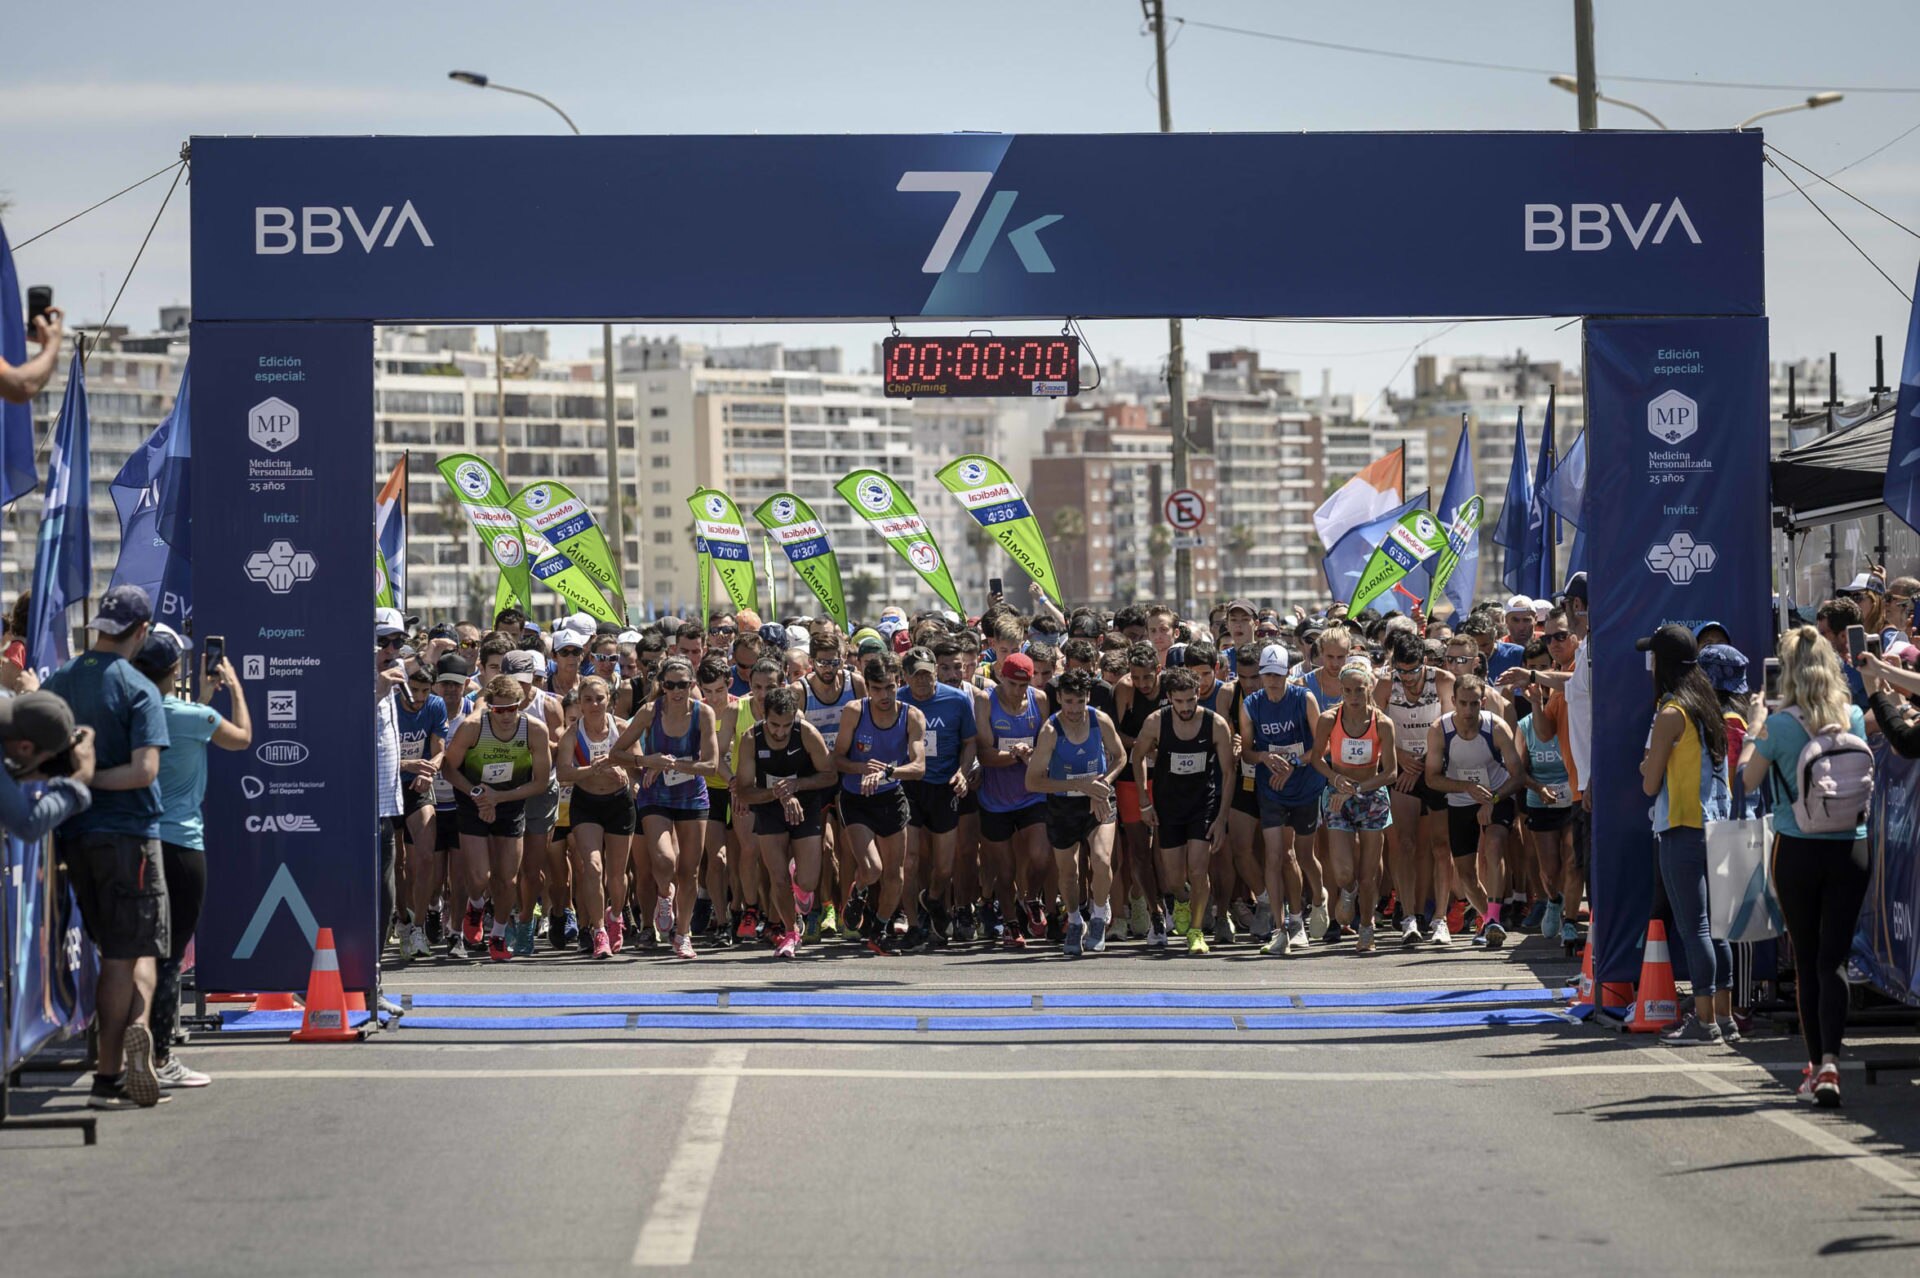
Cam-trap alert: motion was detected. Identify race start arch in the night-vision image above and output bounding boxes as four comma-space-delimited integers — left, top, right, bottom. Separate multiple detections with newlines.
189, 130, 1772, 999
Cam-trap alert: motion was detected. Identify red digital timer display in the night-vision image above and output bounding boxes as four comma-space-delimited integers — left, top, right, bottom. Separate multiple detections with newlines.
882, 336, 1080, 399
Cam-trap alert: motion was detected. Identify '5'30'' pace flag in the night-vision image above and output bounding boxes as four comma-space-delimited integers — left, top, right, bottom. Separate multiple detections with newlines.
1886, 260, 1920, 532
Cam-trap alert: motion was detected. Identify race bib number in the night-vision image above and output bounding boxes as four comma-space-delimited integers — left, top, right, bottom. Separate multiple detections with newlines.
1169, 751, 1206, 777
400, 737, 425, 760
758, 750, 772, 759
1339, 737, 1372, 767
925, 729, 940, 758
481, 761, 514, 784
1458, 766, 1490, 790
663, 769, 694, 787
1240, 761, 1258, 780
1000, 736, 1034, 753
1277, 744, 1306, 763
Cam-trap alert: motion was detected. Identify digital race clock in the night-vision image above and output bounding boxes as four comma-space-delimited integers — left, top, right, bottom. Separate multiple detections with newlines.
882, 335, 1080, 399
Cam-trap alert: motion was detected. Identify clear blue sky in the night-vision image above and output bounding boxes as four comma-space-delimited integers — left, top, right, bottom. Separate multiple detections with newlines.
6, 0, 1918, 400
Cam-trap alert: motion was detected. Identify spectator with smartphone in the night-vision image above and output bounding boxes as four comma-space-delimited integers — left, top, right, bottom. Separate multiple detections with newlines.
0, 690, 96, 839
41, 585, 172, 1111
0, 294, 65, 403
130, 627, 251, 1089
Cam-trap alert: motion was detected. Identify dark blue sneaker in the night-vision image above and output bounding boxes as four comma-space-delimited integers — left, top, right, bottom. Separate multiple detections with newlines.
1520, 899, 1548, 933
561, 908, 580, 949
1063, 913, 1085, 957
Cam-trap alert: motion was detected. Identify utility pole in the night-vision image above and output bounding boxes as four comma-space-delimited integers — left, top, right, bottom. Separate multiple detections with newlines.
1573, 0, 1599, 130
602, 323, 626, 609
1146, 0, 1193, 612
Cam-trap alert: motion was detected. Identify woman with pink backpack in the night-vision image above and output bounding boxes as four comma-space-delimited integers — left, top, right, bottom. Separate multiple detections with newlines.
1740, 627, 1875, 1109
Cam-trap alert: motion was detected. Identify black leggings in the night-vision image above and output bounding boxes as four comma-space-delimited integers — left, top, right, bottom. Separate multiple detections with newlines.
152, 842, 207, 1059
1772, 833, 1871, 1064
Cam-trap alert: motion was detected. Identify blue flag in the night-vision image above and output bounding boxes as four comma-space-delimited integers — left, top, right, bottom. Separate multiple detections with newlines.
1887, 260, 1920, 532
27, 351, 92, 678
1544, 428, 1588, 587
108, 362, 192, 632
1436, 415, 1479, 616
1322, 489, 1432, 604
1491, 410, 1532, 593
0, 221, 40, 507
1523, 388, 1557, 597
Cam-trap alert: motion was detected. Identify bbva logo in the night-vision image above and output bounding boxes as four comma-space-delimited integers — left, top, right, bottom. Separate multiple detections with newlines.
255, 201, 433, 255
1523, 198, 1701, 252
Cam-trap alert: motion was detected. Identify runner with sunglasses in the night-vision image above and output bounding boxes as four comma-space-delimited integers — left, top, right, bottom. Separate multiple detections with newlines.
1377, 629, 1453, 944
833, 653, 928, 952
441, 674, 554, 961
735, 685, 837, 958
1131, 667, 1233, 956
1310, 654, 1398, 954
555, 675, 631, 958
804, 638, 863, 939
613, 657, 720, 959
976, 651, 1051, 946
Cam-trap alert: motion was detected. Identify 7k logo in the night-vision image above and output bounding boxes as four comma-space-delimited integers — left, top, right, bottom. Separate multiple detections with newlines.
898, 171, 1062, 274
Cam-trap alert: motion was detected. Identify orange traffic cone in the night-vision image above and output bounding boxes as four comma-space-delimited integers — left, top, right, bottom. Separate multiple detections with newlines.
1569, 933, 1594, 1007
253, 992, 299, 1012
1626, 920, 1681, 1033
290, 928, 363, 1043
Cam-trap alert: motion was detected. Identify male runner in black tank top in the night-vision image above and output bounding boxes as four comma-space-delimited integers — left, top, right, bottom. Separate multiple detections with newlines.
734, 686, 837, 958
1113, 640, 1169, 942
1130, 668, 1236, 956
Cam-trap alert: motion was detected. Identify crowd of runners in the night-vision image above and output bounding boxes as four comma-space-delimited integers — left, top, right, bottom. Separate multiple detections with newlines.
377, 583, 1593, 965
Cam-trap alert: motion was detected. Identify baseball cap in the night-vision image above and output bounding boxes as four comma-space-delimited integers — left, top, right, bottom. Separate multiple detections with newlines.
616, 629, 642, 644
552, 628, 590, 653
759, 622, 788, 651
0, 691, 79, 755
1843, 571, 1886, 595
903, 645, 935, 673
1531, 598, 1552, 620
1258, 643, 1290, 676
502, 650, 541, 684
851, 627, 882, 648
375, 606, 407, 637
428, 622, 458, 642
999, 652, 1035, 680
137, 627, 189, 673
1226, 599, 1256, 617
433, 654, 474, 684
1564, 572, 1589, 604
1696, 643, 1749, 694
1504, 594, 1533, 615
1636, 623, 1699, 665
856, 636, 886, 656
90, 585, 153, 636
877, 617, 906, 637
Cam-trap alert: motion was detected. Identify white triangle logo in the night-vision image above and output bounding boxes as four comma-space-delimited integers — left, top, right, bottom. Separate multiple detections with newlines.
231, 862, 320, 960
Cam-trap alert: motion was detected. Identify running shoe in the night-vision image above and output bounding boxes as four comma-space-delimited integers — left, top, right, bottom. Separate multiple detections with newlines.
1795, 1065, 1817, 1103
819, 903, 840, 939
1718, 1018, 1744, 1045
691, 895, 713, 936
775, 930, 800, 959
736, 906, 760, 940
462, 904, 485, 946
671, 933, 697, 960
511, 919, 537, 957
889, 909, 910, 937
445, 934, 470, 962
1430, 919, 1453, 948
1307, 901, 1330, 938
1355, 924, 1375, 954
924, 890, 952, 940
1559, 920, 1580, 947
547, 907, 566, 951
1261, 932, 1288, 957
1472, 921, 1507, 950
1230, 899, 1257, 939
1063, 914, 1085, 957
1658, 1014, 1722, 1045
1540, 900, 1564, 941
952, 904, 976, 943
655, 893, 676, 939
1148, 919, 1168, 949
562, 908, 580, 949
866, 930, 895, 956
1214, 911, 1235, 948
1186, 928, 1210, 957
1399, 916, 1422, 946
984, 898, 1007, 942
488, 933, 513, 962
1251, 898, 1274, 941
1128, 895, 1151, 940
86, 1078, 169, 1110
1286, 917, 1310, 954
1025, 899, 1048, 940
425, 906, 446, 946
405, 925, 431, 959
591, 928, 613, 959
1322, 921, 1347, 945
804, 909, 822, 944
606, 911, 625, 954
156, 1056, 211, 1088
1520, 899, 1548, 933
579, 924, 597, 955
1172, 899, 1192, 937
1334, 888, 1356, 927
1085, 913, 1108, 953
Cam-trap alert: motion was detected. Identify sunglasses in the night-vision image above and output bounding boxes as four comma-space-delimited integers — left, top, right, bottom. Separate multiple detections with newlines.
662, 680, 691, 691
1545, 631, 1573, 642
459, 640, 478, 649
1392, 663, 1422, 675
709, 625, 736, 636
1444, 654, 1475, 665
377, 635, 406, 649
487, 705, 519, 716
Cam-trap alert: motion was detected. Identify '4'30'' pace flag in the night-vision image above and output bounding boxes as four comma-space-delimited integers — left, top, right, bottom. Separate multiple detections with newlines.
1886, 260, 1920, 532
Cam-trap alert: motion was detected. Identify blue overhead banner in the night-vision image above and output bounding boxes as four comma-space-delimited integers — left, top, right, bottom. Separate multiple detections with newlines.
189, 132, 1764, 322
191, 322, 378, 995
1584, 318, 1772, 997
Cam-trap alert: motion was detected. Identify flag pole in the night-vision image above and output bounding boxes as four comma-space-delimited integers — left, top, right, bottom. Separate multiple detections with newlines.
400, 449, 410, 612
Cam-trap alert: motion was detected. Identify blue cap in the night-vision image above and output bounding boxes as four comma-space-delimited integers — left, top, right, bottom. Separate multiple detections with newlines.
137, 625, 188, 672
89, 584, 153, 636
760, 622, 788, 651
1697, 643, 1749, 694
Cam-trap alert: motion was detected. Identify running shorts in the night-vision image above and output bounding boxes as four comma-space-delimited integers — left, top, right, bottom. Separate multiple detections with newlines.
1324, 787, 1393, 833
978, 802, 1045, 844
570, 786, 637, 836
1447, 800, 1516, 857
840, 787, 910, 839
906, 778, 963, 835
455, 795, 528, 839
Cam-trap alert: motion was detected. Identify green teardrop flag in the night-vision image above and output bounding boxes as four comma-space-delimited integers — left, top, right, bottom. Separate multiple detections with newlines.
834, 469, 962, 614
1348, 507, 1447, 615
752, 491, 849, 632
935, 453, 1061, 604
688, 488, 759, 615
1425, 495, 1484, 618
437, 453, 531, 611
508, 479, 626, 618
523, 523, 622, 624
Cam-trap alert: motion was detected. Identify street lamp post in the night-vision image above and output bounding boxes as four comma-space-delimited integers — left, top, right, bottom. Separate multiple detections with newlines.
1548, 75, 1668, 129
449, 70, 626, 613
1735, 93, 1844, 131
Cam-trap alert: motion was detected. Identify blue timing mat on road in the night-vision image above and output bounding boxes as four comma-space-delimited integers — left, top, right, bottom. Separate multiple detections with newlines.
927, 1015, 1240, 1032
1295, 987, 1574, 1008
408, 993, 719, 1008
218, 1010, 377, 1031
729, 991, 1031, 1009
401, 1013, 922, 1032
1240, 1010, 1570, 1030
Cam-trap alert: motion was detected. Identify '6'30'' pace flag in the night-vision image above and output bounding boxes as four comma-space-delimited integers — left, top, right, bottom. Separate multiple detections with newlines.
1887, 260, 1920, 532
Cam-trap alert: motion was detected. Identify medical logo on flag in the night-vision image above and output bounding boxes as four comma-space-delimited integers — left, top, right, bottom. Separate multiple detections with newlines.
857, 477, 893, 512
491, 532, 525, 566
771, 496, 798, 525
454, 461, 491, 498
704, 493, 728, 519
908, 541, 940, 573
958, 459, 988, 486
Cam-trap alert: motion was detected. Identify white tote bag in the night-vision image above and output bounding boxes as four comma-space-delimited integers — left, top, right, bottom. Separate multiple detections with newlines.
1707, 801, 1782, 942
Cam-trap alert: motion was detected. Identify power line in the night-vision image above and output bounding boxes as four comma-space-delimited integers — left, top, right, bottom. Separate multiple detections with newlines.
1765, 141, 1920, 239
1764, 154, 1911, 303
1764, 120, 1920, 213
10, 159, 184, 252
1174, 16, 1920, 94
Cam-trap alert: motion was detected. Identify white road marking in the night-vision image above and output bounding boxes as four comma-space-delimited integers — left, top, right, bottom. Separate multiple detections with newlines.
631, 1046, 748, 1267
1639, 1047, 1920, 1199
197, 1059, 1785, 1084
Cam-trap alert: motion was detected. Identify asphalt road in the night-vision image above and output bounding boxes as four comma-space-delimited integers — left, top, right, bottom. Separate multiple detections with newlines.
5, 931, 1920, 1277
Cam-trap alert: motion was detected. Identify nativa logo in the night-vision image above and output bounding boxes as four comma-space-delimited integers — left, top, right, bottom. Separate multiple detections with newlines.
857, 478, 893, 513
256, 740, 310, 767
771, 497, 798, 525
454, 462, 491, 499
958, 460, 988, 486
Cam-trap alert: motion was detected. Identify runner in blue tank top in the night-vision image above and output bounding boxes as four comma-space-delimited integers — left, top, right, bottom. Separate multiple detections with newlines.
832, 651, 926, 951
1239, 644, 1323, 956
901, 646, 978, 948
1027, 669, 1126, 957
612, 657, 720, 959
975, 651, 1052, 947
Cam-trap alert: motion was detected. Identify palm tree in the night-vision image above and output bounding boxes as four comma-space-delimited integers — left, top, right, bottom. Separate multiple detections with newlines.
847, 570, 881, 623
1051, 505, 1086, 599
1147, 524, 1173, 600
